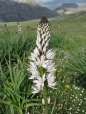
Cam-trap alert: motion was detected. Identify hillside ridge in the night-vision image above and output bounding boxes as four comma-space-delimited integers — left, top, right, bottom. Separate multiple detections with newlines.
55, 3, 86, 15
0, 0, 58, 22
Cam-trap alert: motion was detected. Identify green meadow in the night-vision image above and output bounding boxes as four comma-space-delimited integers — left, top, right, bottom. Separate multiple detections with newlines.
0, 11, 86, 114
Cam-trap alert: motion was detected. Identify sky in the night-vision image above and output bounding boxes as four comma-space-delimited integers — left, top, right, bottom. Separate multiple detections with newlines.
36, 0, 86, 9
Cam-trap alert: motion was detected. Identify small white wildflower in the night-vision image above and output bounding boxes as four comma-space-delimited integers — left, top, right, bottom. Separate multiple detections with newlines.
27, 112, 30, 114
47, 96, 51, 104
82, 110, 84, 112
17, 23, 22, 33
81, 90, 84, 93
78, 87, 80, 90
42, 98, 45, 105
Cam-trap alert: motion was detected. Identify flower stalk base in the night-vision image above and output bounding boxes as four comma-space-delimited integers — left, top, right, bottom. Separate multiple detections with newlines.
43, 85, 48, 114
28, 17, 56, 114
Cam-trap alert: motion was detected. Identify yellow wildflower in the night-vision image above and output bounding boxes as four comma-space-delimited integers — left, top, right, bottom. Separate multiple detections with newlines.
58, 68, 62, 73
65, 84, 70, 89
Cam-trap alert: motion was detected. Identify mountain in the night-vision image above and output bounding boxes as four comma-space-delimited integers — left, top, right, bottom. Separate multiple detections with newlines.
37, 0, 86, 10
55, 3, 86, 15
0, 0, 58, 22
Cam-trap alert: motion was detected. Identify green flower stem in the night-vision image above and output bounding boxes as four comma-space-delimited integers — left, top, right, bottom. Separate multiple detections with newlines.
39, 66, 48, 114
43, 85, 48, 114
39, 66, 44, 76
19, 110, 23, 114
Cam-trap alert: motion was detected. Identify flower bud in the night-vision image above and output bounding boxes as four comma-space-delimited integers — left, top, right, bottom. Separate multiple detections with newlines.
42, 98, 45, 105
47, 97, 51, 104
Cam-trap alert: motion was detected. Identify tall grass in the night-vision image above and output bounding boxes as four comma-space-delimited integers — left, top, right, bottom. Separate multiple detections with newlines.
0, 13, 86, 113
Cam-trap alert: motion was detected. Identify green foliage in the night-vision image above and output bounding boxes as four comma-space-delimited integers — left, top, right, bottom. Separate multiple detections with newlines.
0, 56, 41, 114
0, 13, 86, 113
0, 30, 35, 66
0, 29, 40, 114
66, 48, 86, 88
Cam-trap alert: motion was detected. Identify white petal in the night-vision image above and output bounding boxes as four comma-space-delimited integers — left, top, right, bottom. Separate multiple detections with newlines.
42, 60, 49, 69
32, 86, 41, 94
30, 52, 36, 61
30, 62, 36, 69
42, 64, 47, 69
35, 57, 40, 65
38, 44, 42, 51
37, 34, 41, 42
29, 68, 37, 74
42, 39, 45, 47
47, 97, 51, 104
29, 75, 36, 79
47, 73, 56, 88
33, 78, 42, 86
47, 64, 56, 73
42, 98, 45, 105
34, 47, 39, 56
36, 55, 45, 66
29, 68, 38, 74
42, 74, 46, 82
43, 45, 47, 53
27, 112, 30, 114
41, 55, 45, 63
46, 49, 55, 60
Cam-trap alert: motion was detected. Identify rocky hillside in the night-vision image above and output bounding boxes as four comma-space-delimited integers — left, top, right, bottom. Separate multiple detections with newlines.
0, 0, 58, 22
55, 3, 86, 15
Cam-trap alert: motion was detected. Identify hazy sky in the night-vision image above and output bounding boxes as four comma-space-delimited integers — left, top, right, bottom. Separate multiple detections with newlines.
36, 0, 86, 9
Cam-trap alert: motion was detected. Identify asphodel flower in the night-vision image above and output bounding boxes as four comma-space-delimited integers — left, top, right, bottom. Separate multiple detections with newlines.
17, 22, 22, 33
28, 17, 56, 94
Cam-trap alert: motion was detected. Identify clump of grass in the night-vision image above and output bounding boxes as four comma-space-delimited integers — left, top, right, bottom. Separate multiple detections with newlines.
0, 30, 36, 68
0, 55, 41, 114
66, 47, 86, 88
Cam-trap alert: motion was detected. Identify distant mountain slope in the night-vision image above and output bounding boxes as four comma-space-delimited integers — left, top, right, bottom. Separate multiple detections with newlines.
54, 11, 86, 21
55, 3, 86, 15
0, 0, 58, 22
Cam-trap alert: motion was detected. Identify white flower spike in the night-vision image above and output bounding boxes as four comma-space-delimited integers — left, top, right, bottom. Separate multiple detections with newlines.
28, 17, 56, 94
